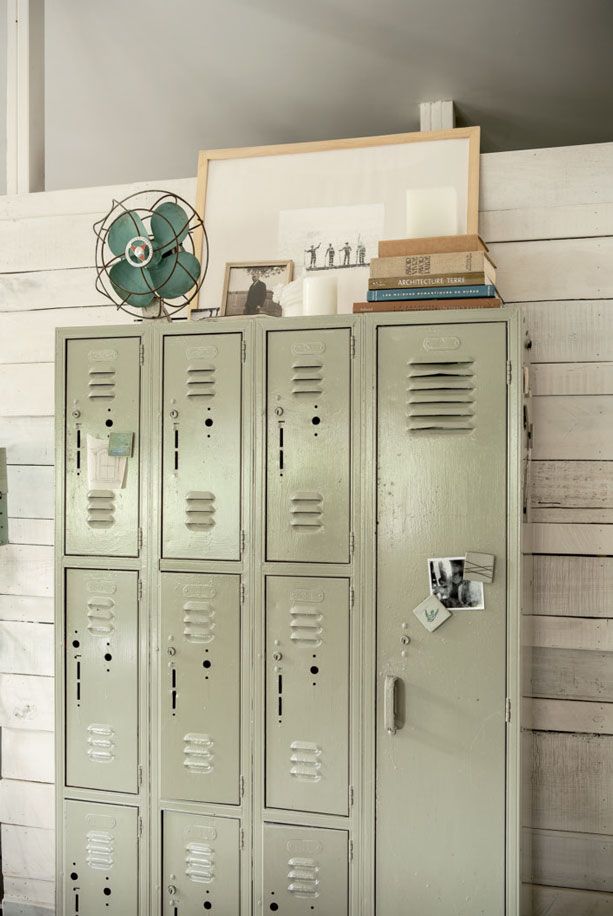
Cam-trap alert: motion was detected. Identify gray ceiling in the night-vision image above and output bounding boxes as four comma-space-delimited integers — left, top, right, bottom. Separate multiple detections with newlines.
38, 0, 613, 189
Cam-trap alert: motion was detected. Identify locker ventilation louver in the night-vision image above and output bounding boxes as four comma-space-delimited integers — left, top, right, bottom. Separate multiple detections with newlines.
290, 492, 323, 530
185, 842, 215, 883
183, 600, 215, 643
86, 830, 114, 870
406, 359, 475, 434
86, 596, 115, 636
87, 724, 116, 763
183, 733, 214, 774
87, 490, 116, 528
186, 364, 216, 398
289, 741, 322, 781
185, 492, 216, 530
88, 367, 116, 400
291, 358, 323, 395
287, 857, 320, 898
289, 606, 323, 647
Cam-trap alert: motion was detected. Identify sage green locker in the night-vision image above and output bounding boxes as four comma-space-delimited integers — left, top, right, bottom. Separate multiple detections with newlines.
162, 334, 242, 560
263, 823, 348, 915
266, 576, 349, 815
64, 800, 138, 915
376, 323, 508, 915
266, 329, 351, 564
64, 337, 141, 557
162, 811, 240, 914
65, 568, 139, 793
160, 572, 240, 804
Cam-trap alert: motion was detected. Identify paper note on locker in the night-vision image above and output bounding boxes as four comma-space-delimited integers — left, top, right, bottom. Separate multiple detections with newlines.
87, 435, 127, 490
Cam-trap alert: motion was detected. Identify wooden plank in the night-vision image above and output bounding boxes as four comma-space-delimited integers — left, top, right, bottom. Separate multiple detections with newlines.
2, 877, 55, 909
3, 903, 54, 916
1, 728, 54, 782
524, 828, 613, 892
532, 397, 613, 460
531, 461, 613, 509
0, 621, 53, 675
0, 780, 54, 828
0, 417, 54, 465
7, 466, 54, 518
525, 616, 613, 652
0, 545, 53, 597
529, 647, 613, 702
0, 363, 54, 416
527, 884, 613, 916
523, 302, 613, 363
1, 824, 54, 881
524, 699, 613, 735
527, 523, 613, 556
532, 556, 613, 617
8, 518, 54, 546
0, 595, 53, 623
0, 674, 54, 730
482, 202, 613, 243
532, 363, 613, 396
531, 508, 613, 524
0, 266, 107, 311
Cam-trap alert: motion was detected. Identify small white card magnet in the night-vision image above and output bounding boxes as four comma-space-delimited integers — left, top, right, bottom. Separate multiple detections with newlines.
464, 552, 495, 584
413, 595, 452, 632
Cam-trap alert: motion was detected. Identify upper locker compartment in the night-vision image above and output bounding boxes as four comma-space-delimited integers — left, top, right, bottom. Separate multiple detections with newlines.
162, 334, 242, 561
65, 337, 141, 557
266, 329, 351, 564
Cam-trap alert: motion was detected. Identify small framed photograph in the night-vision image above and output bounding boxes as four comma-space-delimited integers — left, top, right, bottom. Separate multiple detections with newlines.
428, 557, 485, 610
220, 260, 293, 317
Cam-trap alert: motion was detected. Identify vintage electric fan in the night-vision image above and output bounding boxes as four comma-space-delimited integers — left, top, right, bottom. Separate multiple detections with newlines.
93, 190, 208, 319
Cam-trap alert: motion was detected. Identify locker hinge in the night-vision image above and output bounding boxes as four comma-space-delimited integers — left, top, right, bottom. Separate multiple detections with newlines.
505, 697, 512, 723
137, 579, 143, 603
241, 340, 247, 362
139, 343, 145, 366
349, 784, 354, 807
240, 827, 245, 849
138, 816, 143, 837
349, 840, 354, 862
506, 361, 512, 385
240, 583, 246, 604
349, 587, 355, 609
138, 527, 143, 550
240, 529, 246, 553
350, 334, 356, 358
240, 774, 245, 797
138, 765, 143, 786
349, 531, 355, 556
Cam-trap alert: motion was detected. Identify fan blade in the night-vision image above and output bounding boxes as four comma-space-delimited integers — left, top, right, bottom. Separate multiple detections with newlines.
107, 210, 148, 257
109, 260, 156, 307
149, 250, 200, 299
151, 201, 190, 252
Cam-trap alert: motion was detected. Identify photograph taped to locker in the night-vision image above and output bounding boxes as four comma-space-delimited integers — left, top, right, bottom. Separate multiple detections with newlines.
428, 556, 484, 609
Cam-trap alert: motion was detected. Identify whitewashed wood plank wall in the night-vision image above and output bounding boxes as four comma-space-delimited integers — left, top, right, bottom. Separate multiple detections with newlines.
0, 143, 612, 914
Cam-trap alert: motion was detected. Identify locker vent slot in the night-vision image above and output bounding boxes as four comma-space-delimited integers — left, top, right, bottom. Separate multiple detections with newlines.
183, 600, 215, 643
183, 733, 214, 774
185, 842, 215, 883
87, 490, 115, 528
86, 830, 114, 870
290, 492, 323, 529
86, 596, 115, 636
406, 359, 475, 434
185, 491, 216, 530
287, 857, 320, 898
291, 358, 323, 395
87, 724, 116, 763
289, 606, 323, 647
289, 741, 322, 781
88, 367, 116, 400
186, 364, 216, 398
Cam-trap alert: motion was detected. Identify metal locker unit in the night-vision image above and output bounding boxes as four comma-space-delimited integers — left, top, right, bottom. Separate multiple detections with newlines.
162, 333, 243, 560
64, 336, 142, 557
265, 576, 349, 816
64, 799, 139, 915
65, 568, 139, 794
162, 810, 240, 914
373, 319, 514, 915
262, 823, 349, 915
266, 328, 352, 564
159, 572, 241, 805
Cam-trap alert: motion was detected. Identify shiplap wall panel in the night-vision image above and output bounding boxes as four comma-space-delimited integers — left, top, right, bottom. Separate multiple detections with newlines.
0, 306, 133, 363
7, 466, 54, 518
524, 828, 613, 893
8, 518, 54, 546
482, 202, 613, 243
0, 622, 54, 676
531, 508, 613, 524
0, 674, 54, 731
524, 699, 613, 735
0, 545, 53, 597
2, 877, 55, 909
0, 267, 109, 311
0, 364, 55, 416
532, 396, 613, 460
525, 616, 613, 652
0, 595, 54, 624
527, 523, 613, 556
1, 825, 54, 881
532, 363, 613, 396
1, 730, 54, 783
0, 418, 54, 465
531, 556, 613, 617
529, 647, 613, 702
531, 461, 613, 509
528, 884, 613, 916
0, 780, 54, 829
522, 303, 613, 363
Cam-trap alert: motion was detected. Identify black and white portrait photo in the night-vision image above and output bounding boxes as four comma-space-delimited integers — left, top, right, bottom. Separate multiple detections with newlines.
221, 261, 293, 317
428, 557, 485, 610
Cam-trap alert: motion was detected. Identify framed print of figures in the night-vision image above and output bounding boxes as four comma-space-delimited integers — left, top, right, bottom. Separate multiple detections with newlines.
221, 260, 293, 317
193, 127, 480, 314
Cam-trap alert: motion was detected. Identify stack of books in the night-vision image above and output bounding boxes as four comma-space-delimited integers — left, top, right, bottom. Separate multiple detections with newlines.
354, 234, 501, 312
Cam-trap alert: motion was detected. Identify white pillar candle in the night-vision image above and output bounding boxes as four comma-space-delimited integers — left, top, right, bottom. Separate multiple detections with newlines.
302, 275, 338, 315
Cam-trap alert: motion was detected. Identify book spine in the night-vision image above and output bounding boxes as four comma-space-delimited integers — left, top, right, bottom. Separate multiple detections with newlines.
378, 234, 487, 257
369, 272, 490, 290
370, 252, 492, 278
353, 298, 501, 313
366, 285, 497, 302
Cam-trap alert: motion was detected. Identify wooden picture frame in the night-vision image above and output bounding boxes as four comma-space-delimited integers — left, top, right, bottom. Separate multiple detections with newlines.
193, 127, 480, 314
220, 259, 294, 317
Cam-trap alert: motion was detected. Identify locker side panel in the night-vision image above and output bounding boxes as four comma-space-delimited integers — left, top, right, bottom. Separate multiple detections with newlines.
266, 329, 351, 564
265, 577, 349, 816
160, 573, 241, 804
162, 811, 240, 915
64, 800, 138, 915
65, 337, 141, 557
263, 823, 348, 915
162, 334, 242, 560
65, 569, 139, 793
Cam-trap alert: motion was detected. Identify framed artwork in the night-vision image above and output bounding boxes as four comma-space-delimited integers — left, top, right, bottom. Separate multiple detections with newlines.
192, 127, 480, 314
220, 260, 293, 317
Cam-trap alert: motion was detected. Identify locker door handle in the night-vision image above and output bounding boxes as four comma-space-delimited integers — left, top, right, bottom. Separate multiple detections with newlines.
384, 675, 398, 735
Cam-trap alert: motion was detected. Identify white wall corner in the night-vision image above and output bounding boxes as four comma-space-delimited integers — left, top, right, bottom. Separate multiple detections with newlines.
6, 0, 45, 194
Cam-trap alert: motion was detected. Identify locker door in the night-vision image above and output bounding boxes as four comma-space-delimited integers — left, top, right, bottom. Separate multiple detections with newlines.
64, 800, 138, 915
162, 334, 242, 560
266, 577, 349, 815
65, 337, 141, 557
263, 823, 348, 915
376, 323, 508, 915
160, 573, 240, 804
65, 569, 138, 793
266, 329, 351, 563
162, 811, 240, 915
